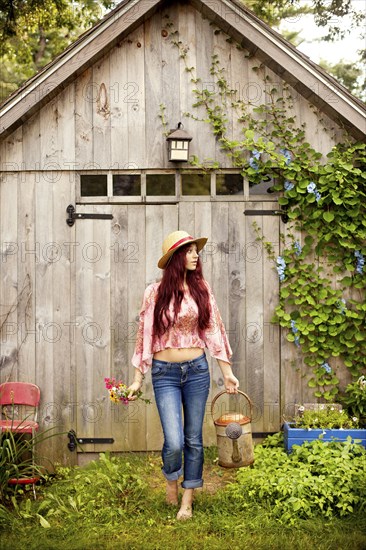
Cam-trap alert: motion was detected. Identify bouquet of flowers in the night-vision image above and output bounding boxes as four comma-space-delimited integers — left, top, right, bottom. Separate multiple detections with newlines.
104, 377, 150, 405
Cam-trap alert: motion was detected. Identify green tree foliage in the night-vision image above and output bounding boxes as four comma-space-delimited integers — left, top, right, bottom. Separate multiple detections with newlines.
245, 0, 365, 41
244, 0, 313, 27
311, 0, 365, 41
319, 59, 365, 101
0, 0, 116, 102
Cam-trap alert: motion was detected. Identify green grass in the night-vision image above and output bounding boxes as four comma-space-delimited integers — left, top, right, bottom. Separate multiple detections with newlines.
1, 447, 365, 550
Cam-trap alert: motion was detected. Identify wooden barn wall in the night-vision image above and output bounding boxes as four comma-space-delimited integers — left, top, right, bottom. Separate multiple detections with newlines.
0, 4, 350, 462
0, 4, 346, 171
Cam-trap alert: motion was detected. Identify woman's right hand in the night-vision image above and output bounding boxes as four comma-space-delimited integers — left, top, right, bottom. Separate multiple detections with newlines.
127, 381, 142, 401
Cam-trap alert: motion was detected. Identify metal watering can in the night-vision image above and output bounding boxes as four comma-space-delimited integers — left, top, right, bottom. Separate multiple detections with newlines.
211, 390, 254, 468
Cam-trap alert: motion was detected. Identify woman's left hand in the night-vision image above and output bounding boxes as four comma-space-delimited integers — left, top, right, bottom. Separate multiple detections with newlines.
224, 373, 239, 394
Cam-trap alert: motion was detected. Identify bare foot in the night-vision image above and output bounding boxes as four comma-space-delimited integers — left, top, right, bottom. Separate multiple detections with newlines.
176, 488, 194, 520
166, 480, 178, 505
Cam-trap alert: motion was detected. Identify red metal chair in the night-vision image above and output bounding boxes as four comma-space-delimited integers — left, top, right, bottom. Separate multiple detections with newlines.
0, 382, 41, 498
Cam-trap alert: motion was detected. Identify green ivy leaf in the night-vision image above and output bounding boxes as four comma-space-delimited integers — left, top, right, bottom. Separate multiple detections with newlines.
323, 211, 335, 223
332, 196, 343, 205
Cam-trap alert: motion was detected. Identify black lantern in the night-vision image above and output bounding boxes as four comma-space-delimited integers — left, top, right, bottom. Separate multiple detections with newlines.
166, 122, 192, 162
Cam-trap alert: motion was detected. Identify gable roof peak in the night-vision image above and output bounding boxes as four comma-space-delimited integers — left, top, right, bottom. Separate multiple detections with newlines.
0, 0, 365, 139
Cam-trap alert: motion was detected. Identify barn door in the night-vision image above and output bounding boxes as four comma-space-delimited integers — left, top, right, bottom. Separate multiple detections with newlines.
73, 201, 281, 456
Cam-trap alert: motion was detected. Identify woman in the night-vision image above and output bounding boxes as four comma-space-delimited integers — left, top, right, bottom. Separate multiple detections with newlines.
127, 230, 239, 520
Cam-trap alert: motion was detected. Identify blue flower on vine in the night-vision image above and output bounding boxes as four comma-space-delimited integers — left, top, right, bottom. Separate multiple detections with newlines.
354, 250, 364, 274
294, 241, 302, 256
322, 362, 332, 374
276, 256, 286, 282
280, 148, 292, 165
284, 180, 294, 191
290, 319, 300, 347
249, 149, 261, 170
307, 181, 321, 202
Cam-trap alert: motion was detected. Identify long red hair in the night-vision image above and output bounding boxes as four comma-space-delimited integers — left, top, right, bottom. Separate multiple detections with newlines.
153, 243, 211, 338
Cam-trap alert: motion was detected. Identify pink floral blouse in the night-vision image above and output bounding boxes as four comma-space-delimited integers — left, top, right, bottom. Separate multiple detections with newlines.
132, 282, 232, 374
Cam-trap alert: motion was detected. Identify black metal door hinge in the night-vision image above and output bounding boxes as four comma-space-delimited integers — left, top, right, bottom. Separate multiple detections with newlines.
244, 209, 288, 223
66, 204, 113, 226
67, 430, 114, 451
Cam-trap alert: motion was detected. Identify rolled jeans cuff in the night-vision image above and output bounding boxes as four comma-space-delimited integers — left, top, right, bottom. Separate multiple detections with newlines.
162, 466, 183, 481
181, 479, 203, 489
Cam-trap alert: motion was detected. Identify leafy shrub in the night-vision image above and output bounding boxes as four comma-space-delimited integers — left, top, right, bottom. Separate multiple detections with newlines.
260, 431, 284, 448
225, 437, 366, 524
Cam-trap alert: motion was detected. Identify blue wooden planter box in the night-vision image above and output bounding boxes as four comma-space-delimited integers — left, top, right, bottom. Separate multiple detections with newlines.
284, 421, 366, 452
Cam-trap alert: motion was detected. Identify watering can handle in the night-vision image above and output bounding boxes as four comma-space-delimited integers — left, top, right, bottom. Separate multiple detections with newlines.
211, 390, 253, 423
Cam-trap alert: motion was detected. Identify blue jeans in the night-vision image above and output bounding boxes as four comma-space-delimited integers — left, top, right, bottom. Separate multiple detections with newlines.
151, 353, 210, 489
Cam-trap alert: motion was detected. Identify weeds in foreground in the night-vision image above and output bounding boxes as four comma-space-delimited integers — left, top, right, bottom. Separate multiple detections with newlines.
0, 424, 60, 502
0, 441, 365, 550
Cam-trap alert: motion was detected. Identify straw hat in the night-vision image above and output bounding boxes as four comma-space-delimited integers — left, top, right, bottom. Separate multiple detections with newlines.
158, 230, 208, 269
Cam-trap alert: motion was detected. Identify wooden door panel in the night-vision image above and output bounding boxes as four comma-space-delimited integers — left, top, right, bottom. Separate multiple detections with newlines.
75, 201, 281, 453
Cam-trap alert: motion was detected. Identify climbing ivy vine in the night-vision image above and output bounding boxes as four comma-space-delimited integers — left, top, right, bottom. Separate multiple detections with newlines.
163, 22, 366, 400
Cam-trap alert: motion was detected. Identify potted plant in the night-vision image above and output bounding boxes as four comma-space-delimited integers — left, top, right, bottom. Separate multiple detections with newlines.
283, 403, 366, 452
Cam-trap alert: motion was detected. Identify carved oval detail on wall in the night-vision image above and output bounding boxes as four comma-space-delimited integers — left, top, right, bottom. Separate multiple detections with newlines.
97, 83, 110, 118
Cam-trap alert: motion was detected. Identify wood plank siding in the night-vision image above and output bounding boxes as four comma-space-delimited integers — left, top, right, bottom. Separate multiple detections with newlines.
0, 2, 364, 463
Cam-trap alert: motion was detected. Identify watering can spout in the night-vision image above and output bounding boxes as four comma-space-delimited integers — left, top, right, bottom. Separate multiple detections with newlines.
232, 441, 241, 463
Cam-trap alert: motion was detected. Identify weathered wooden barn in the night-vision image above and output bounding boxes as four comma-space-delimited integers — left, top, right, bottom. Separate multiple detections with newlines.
1, 0, 365, 465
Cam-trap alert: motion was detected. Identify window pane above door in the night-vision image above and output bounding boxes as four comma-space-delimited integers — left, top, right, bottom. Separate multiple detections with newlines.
80, 175, 108, 196
216, 173, 243, 195
146, 174, 175, 196
113, 174, 141, 196
182, 173, 210, 195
